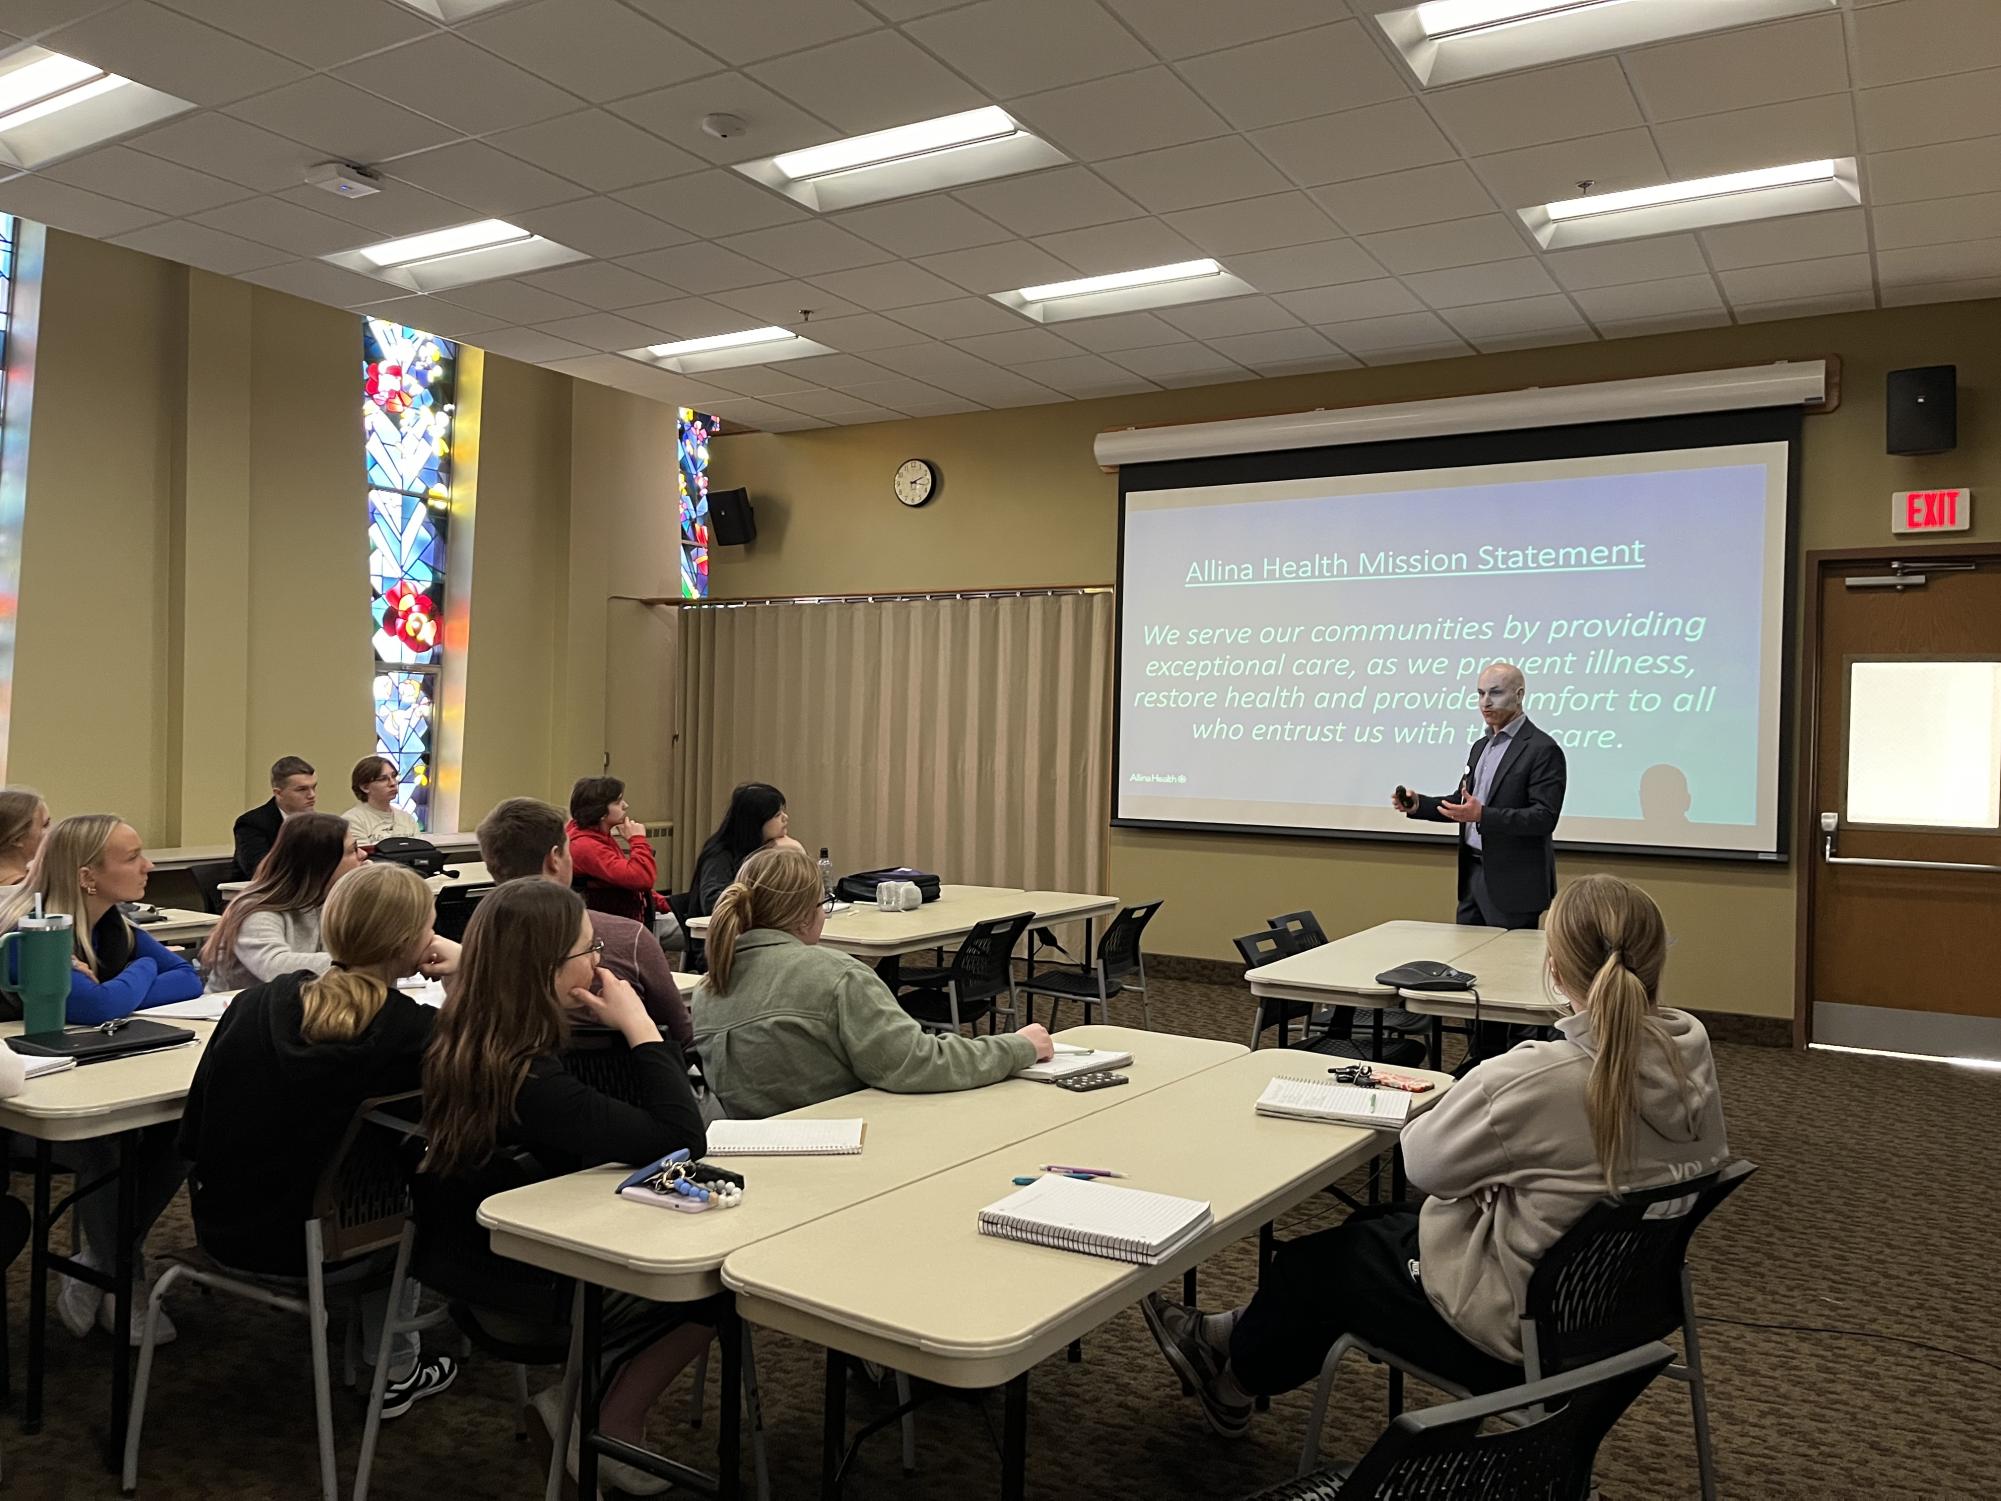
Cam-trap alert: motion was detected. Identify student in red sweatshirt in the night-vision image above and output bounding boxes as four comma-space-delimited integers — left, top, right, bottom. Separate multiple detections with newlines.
565, 776, 668, 926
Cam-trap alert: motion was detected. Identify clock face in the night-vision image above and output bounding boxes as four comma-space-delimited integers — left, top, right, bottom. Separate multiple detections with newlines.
894, 458, 936, 508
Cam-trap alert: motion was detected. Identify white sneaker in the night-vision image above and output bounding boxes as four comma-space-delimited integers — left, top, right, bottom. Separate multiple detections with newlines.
56, 1274, 102, 1339
101, 1283, 177, 1347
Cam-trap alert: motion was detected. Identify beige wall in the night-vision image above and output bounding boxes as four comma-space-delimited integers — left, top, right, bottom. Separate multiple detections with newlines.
708, 300, 2001, 1019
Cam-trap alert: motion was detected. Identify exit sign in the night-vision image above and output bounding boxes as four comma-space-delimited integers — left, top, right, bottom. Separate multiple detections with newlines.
1892, 487, 1972, 534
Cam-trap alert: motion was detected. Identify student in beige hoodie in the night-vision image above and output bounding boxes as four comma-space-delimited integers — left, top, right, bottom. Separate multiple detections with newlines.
1143, 872, 1730, 1437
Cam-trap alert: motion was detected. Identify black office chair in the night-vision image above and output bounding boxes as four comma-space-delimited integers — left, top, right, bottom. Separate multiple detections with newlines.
668, 890, 703, 973
1266, 910, 1434, 1059
432, 883, 493, 943
191, 860, 237, 915
897, 911, 1034, 1033
1235, 930, 1425, 1066
1248, 1342, 1675, 1501
1018, 900, 1161, 1031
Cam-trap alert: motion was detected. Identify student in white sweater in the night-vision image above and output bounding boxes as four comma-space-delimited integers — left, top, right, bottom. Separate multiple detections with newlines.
342, 756, 420, 845
200, 814, 362, 991
1143, 873, 1730, 1437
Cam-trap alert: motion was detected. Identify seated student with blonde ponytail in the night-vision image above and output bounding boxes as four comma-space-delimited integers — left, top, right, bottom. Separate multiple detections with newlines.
180, 861, 455, 1419
694, 846, 1053, 1119
1141, 873, 1730, 1438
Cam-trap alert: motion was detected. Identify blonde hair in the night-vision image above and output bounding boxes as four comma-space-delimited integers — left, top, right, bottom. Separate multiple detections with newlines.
1543, 874, 1673, 1191
0, 787, 46, 865
298, 862, 434, 1043
0, 813, 126, 970
705, 845, 822, 993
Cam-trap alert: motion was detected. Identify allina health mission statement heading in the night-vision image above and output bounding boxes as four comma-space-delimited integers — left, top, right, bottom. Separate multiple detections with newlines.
1182, 539, 1647, 587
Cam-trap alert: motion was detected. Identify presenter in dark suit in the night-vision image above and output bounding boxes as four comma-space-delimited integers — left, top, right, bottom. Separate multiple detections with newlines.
231, 756, 318, 880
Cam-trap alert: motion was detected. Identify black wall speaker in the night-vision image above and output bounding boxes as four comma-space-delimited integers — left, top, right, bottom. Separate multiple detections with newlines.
709, 486, 757, 546
1886, 365, 1957, 455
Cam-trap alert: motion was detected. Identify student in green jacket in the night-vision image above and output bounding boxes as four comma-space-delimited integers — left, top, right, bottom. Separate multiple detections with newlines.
694, 845, 1052, 1118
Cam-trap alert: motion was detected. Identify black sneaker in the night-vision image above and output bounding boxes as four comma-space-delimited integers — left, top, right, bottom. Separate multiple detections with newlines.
380, 1354, 458, 1421
1139, 1295, 1252, 1439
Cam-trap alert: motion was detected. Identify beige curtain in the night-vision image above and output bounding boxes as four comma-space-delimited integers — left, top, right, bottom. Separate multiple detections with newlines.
674, 592, 1112, 898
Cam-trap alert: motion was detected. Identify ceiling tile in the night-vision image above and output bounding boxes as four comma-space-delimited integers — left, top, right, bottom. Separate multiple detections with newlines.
777, 387, 897, 418
904, 0, 1151, 98
437, 277, 595, 323
238, 257, 403, 307
1308, 163, 1497, 236
1100, 0, 1326, 60
1317, 310, 1459, 354
1699, 208, 1868, 268
462, 0, 721, 104
1733, 290, 1877, 323
521, 260, 679, 310
1594, 309, 1730, 340
1403, 257, 1559, 308
1849, 0, 2001, 90
1274, 278, 1425, 322
619, 241, 784, 294
1470, 129, 1666, 213
510, 197, 691, 259
385, 141, 581, 215
1203, 326, 1341, 367
339, 32, 575, 136
1156, 296, 1298, 338
954, 167, 1145, 238
1358, 214, 1530, 274
1252, 100, 1458, 187
354, 295, 511, 339
1002, 352, 1156, 395
1651, 94, 1856, 180
1876, 236, 2001, 286
830, 197, 1013, 256
1857, 66, 2001, 153
616, 168, 804, 237
951, 327, 1079, 364
1163, 192, 1341, 256
1881, 273, 2001, 306
46, 1, 305, 107
610, 74, 835, 167
882, 339, 1027, 394
1425, 59, 1641, 154
1228, 237, 1386, 293
884, 296, 1033, 338
532, 311, 673, 350
712, 278, 864, 322
1177, 21, 1405, 131
1867, 134, 2001, 203
125, 112, 308, 192
1098, 137, 1295, 212
109, 217, 288, 274
1108, 341, 1246, 378
1012, 68, 1230, 163
748, 28, 982, 133
695, 363, 817, 396
1356, 340, 1474, 366
42, 144, 252, 215
790, 312, 926, 352
192, 195, 373, 256
158, 0, 432, 68
1544, 235, 1709, 290
1437, 296, 1589, 340
1873, 191, 2001, 249
1152, 365, 1259, 388
492, 111, 706, 194
760, 351, 896, 389
227, 75, 461, 164
628, 0, 879, 66
1718, 253, 1873, 304
620, 296, 769, 339
275, 181, 491, 239
1050, 311, 1185, 351
473, 327, 599, 363
1625, 14, 1848, 121
916, 239, 1078, 293
719, 220, 892, 276
805, 259, 965, 310
1572, 274, 1725, 322
1251, 351, 1361, 377
1031, 218, 1200, 276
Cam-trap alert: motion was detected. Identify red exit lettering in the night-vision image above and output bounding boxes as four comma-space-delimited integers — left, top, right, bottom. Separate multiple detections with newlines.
1894, 487, 1971, 533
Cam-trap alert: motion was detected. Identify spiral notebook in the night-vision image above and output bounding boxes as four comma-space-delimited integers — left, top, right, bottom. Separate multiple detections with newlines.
977, 1175, 1211, 1266
703, 1119, 866, 1156
1255, 1076, 1411, 1129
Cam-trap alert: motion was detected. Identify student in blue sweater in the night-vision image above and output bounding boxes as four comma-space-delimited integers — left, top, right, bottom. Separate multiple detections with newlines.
0, 814, 202, 1340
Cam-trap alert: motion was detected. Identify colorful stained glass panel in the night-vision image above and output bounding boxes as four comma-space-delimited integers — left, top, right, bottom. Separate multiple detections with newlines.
364, 320, 457, 500
369, 490, 445, 664
680, 545, 709, 600
372, 671, 433, 824
678, 408, 715, 599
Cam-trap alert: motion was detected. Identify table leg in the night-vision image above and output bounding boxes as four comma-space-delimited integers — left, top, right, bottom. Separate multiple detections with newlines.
1254, 1223, 1274, 1413
1392, 1140, 1408, 1202
1000, 1371, 1029, 1501
1066, 1339, 1081, 1364
105, 1130, 138, 1471
1370, 1009, 1385, 1062
820, 1348, 848, 1501
718, 1300, 742, 1501
1182, 1268, 1197, 1305
25, 1139, 50, 1433
578, 1284, 603, 1499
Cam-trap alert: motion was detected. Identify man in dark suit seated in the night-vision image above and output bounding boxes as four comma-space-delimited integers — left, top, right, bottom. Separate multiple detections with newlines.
231, 756, 318, 880
1393, 661, 1567, 1058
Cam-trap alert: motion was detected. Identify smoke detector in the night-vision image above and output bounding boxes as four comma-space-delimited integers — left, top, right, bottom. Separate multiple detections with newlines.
701, 113, 747, 140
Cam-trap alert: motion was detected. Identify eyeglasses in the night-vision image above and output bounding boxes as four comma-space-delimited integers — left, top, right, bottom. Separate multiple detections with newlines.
562, 938, 606, 963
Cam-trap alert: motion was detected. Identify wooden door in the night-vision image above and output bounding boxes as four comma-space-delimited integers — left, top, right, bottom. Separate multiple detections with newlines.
1803, 549, 2001, 1059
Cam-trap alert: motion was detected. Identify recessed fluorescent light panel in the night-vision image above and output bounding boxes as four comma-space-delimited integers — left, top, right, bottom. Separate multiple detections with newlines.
1520, 158, 1861, 249
325, 218, 585, 293
625, 326, 835, 375
0, 46, 193, 169
1376, 0, 1837, 86
736, 106, 1067, 213
992, 257, 1256, 325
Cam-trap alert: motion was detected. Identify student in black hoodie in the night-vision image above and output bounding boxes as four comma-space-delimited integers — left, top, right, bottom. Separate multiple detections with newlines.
180, 860, 455, 1421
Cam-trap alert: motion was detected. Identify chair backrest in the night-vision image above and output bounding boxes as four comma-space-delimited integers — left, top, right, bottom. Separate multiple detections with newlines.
432, 883, 493, 943
948, 910, 1035, 1003
560, 1028, 645, 1105
311, 1091, 424, 1264
1232, 929, 1295, 969
191, 860, 236, 916
1326, 1342, 1674, 1501
1266, 910, 1328, 951
1524, 1159, 1757, 1374
1095, 900, 1162, 983
666, 890, 704, 973
579, 875, 650, 925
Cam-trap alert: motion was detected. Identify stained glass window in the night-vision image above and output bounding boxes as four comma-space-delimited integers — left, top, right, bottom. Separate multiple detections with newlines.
0, 215, 16, 419
678, 408, 715, 599
363, 319, 456, 829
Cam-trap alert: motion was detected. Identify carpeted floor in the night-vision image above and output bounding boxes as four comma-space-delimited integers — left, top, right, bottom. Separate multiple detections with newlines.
7, 975, 1998, 1499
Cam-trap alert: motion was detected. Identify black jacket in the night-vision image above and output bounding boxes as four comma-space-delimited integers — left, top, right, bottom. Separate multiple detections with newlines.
231, 799, 283, 882
179, 972, 435, 1275
1409, 718, 1567, 915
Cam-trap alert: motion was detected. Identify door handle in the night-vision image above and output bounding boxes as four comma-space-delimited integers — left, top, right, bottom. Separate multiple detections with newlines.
1822, 830, 2001, 875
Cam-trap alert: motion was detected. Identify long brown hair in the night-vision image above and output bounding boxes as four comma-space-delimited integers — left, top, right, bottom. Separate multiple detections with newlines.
705, 845, 821, 993
1544, 874, 1673, 1191
298, 862, 433, 1043
421, 880, 581, 1176
199, 812, 352, 975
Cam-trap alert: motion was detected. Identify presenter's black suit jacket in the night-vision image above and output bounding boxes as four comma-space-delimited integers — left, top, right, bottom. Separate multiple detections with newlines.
1410, 718, 1567, 916
231, 798, 282, 882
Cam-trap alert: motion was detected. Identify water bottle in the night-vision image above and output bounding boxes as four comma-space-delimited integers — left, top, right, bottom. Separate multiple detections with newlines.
818, 847, 834, 902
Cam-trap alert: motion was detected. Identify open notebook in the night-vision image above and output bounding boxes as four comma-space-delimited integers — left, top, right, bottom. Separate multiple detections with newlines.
703, 1119, 866, 1156
978, 1175, 1211, 1266
1015, 1046, 1134, 1082
1255, 1076, 1412, 1129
